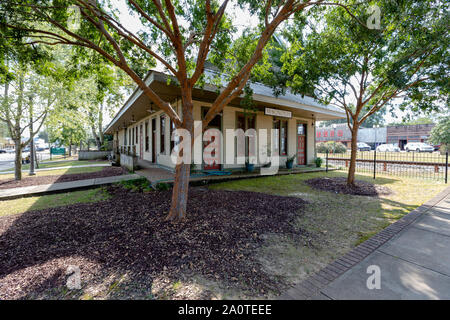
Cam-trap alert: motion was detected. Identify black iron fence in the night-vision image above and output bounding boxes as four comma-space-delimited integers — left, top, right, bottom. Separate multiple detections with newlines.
320, 150, 448, 183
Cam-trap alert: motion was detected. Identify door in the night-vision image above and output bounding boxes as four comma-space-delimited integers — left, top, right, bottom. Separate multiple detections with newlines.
297, 123, 306, 165
151, 118, 156, 163
399, 139, 407, 150
202, 107, 221, 170
139, 124, 143, 159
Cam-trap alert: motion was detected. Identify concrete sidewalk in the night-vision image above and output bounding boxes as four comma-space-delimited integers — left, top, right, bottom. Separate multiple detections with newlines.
280, 186, 450, 300
0, 174, 140, 200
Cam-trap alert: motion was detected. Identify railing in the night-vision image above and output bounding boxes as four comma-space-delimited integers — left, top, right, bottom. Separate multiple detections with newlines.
118, 145, 136, 157
320, 150, 448, 183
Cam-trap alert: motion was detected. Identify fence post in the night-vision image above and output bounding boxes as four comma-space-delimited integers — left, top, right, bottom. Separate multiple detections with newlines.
373, 148, 376, 180
445, 151, 448, 184
326, 149, 329, 173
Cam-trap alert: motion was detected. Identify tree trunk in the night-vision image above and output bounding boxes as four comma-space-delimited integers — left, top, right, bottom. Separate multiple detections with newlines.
166, 100, 194, 221
347, 124, 359, 186
14, 139, 22, 181
166, 163, 191, 220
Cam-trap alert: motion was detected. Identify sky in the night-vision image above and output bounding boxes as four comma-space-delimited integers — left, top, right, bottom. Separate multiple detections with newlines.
102, 1, 442, 128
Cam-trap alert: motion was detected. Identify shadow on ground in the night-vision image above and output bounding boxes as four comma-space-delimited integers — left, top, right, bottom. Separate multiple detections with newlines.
0, 185, 308, 299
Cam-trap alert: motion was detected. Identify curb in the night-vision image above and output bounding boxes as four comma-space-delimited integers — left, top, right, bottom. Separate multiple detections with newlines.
278, 185, 450, 300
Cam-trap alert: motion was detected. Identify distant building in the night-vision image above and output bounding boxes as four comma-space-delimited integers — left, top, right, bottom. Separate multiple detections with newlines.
316, 125, 386, 149
358, 127, 386, 149
386, 123, 435, 150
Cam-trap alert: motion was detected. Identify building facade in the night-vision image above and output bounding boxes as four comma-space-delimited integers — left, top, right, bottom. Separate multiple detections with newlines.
105, 70, 345, 171
316, 125, 386, 149
386, 124, 435, 150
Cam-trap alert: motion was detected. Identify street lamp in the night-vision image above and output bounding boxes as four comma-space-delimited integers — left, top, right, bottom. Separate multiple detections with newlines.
332, 124, 337, 142
373, 125, 380, 150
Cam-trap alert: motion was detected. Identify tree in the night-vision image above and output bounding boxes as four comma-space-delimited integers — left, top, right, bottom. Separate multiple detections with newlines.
47, 107, 87, 156
320, 106, 387, 128
280, 0, 449, 185
37, 130, 48, 143
1, 0, 364, 219
0, 58, 58, 179
429, 116, 450, 153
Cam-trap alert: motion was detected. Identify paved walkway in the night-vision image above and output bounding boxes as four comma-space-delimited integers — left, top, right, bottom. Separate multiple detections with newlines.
0, 174, 141, 200
280, 186, 450, 300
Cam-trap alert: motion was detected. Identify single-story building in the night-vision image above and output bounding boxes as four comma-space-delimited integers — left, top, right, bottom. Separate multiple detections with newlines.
104, 70, 345, 171
316, 125, 387, 149
387, 124, 435, 150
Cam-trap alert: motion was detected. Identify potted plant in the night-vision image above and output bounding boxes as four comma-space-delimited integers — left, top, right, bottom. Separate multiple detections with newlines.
245, 159, 255, 172
286, 155, 295, 169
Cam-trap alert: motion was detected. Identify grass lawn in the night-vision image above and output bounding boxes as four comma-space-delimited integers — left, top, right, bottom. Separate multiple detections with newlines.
24, 160, 108, 170
0, 166, 104, 180
208, 170, 447, 290
0, 188, 110, 217
0, 159, 109, 172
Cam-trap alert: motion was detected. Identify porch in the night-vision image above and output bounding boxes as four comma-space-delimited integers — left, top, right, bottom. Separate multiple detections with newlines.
135, 163, 333, 187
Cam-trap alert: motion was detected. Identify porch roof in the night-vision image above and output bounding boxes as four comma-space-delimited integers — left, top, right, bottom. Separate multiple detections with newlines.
105, 70, 345, 134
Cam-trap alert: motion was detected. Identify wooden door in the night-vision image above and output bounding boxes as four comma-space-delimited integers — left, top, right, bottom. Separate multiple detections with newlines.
139, 124, 143, 159
202, 107, 221, 170
151, 118, 156, 163
297, 124, 306, 165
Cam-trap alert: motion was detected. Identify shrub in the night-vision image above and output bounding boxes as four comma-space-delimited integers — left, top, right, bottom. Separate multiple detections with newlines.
155, 182, 171, 191
118, 178, 152, 192
316, 141, 347, 154
315, 157, 323, 167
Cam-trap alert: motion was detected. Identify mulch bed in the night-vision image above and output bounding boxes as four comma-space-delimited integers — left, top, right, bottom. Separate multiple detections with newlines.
0, 186, 307, 299
0, 167, 127, 190
305, 177, 393, 196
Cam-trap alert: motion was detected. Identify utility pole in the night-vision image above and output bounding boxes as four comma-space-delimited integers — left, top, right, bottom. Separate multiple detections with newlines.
29, 96, 36, 176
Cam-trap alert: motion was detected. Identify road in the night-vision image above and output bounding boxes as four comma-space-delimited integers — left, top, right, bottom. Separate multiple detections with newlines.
0, 151, 51, 172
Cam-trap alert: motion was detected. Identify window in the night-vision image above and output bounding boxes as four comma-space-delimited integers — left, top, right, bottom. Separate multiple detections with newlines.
236, 113, 256, 156
145, 121, 149, 152
170, 119, 175, 153
128, 128, 131, 145
160, 116, 165, 154
273, 119, 288, 156
124, 129, 127, 146
136, 126, 139, 144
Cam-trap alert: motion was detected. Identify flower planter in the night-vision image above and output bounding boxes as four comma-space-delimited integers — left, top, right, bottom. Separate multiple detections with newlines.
245, 163, 255, 173
286, 160, 294, 169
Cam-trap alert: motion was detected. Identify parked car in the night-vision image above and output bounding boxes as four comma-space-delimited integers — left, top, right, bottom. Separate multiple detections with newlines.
376, 144, 400, 152
433, 144, 441, 151
0, 149, 6, 154
405, 142, 434, 153
357, 142, 371, 151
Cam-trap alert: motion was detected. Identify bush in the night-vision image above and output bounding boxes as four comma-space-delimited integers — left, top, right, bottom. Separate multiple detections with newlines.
155, 182, 171, 191
315, 157, 323, 168
119, 178, 152, 192
316, 141, 347, 154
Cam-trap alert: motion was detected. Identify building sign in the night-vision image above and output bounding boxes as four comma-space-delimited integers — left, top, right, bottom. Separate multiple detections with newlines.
265, 107, 292, 118
50, 147, 65, 155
